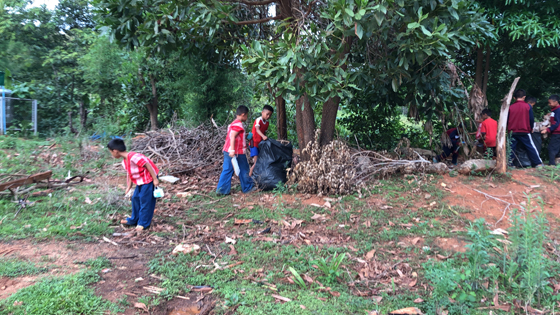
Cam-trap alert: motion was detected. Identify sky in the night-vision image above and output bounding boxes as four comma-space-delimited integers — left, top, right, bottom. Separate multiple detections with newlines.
29, 0, 59, 10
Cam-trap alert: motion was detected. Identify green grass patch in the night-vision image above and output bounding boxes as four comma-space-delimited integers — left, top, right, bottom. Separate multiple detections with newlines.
0, 270, 121, 314
0, 258, 48, 278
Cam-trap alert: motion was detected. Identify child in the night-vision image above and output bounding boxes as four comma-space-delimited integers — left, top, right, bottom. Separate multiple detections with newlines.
526, 96, 543, 153
480, 108, 498, 158
249, 105, 274, 176
434, 125, 463, 166
216, 105, 255, 195
107, 138, 159, 231
542, 95, 560, 165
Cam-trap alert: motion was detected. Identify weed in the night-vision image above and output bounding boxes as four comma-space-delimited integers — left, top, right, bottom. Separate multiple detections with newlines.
313, 252, 346, 283
138, 295, 161, 310
287, 267, 306, 289
423, 195, 560, 313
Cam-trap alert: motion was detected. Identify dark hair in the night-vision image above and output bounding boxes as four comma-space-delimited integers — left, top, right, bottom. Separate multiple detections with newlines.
550, 95, 560, 103
263, 105, 274, 113
514, 89, 526, 99
526, 96, 537, 104
236, 105, 249, 116
481, 109, 492, 117
107, 138, 126, 152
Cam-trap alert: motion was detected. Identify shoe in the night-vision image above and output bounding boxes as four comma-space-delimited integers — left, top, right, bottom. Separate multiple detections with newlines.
135, 225, 144, 231
433, 158, 438, 164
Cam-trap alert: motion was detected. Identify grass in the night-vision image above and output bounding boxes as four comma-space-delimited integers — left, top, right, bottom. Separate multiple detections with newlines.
0, 257, 120, 315
3, 137, 560, 315
0, 257, 48, 278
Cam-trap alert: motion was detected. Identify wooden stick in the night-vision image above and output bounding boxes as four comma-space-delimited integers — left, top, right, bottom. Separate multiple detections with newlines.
496, 77, 521, 173
0, 171, 52, 192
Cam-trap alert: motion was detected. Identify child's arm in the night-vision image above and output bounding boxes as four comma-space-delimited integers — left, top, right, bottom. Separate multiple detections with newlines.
228, 130, 239, 157
145, 163, 159, 187
125, 175, 133, 196
256, 128, 267, 141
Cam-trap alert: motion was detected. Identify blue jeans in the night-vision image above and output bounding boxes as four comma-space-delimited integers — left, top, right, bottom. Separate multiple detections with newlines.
127, 182, 156, 228
216, 152, 254, 195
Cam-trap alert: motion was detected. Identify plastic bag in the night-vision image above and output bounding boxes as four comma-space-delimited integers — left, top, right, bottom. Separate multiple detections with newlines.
252, 139, 293, 191
153, 187, 165, 198
231, 156, 240, 176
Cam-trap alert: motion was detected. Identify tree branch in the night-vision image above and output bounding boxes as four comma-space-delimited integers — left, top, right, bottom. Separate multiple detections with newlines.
226, 15, 282, 25
229, 0, 277, 5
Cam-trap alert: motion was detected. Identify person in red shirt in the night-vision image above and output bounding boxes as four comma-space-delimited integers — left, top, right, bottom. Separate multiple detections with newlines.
541, 95, 560, 165
249, 105, 274, 176
507, 89, 543, 167
108, 138, 159, 231
217, 105, 255, 195
480, 109, 498, 158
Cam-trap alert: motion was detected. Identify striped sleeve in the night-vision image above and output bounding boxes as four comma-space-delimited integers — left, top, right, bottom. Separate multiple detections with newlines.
130, 153, 148, 168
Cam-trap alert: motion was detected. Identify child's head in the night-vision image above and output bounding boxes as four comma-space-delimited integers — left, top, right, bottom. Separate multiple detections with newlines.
549, 95, 560, 108
107, 138, 126, 158
526, 96, 537, 106
262, 105, 274, 120
481, 108, 492, 119
236, 105, 249, 122
514, 89, 526, 101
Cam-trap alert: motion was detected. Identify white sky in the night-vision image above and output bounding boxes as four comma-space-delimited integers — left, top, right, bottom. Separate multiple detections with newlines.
29, 0, 59, 10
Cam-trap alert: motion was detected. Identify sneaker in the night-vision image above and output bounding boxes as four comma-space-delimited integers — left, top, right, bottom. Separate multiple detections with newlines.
245, 186, 258, 194
432, 158, 438, 164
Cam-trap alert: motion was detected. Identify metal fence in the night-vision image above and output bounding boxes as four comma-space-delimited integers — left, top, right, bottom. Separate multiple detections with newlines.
0, 94, 37, 135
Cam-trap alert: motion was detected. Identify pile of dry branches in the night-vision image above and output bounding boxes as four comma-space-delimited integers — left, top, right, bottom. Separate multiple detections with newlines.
131, 122, 226, 175
287, 131, 360, 196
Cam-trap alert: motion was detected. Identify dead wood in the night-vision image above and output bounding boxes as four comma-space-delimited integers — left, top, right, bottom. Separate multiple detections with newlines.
131, 121, 227, 175
456, 159, 496, 175
0, 171, 52, 192
496, 78, 521, 173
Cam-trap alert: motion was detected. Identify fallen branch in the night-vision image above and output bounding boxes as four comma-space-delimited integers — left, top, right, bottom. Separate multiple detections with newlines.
471, 188, 517, 225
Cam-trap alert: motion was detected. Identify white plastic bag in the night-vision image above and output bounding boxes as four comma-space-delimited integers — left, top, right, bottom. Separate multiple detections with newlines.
153, 187, 165, 198
231, 156, 240, 176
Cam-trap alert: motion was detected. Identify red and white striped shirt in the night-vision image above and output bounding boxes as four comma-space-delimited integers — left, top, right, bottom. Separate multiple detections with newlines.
222, 119, 246, 155
122, 152, 159, 185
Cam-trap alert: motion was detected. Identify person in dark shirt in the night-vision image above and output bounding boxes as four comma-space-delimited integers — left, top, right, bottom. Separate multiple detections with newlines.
507, 89, 543, 167
541, 95, 560, 165
434, 125, 463, 166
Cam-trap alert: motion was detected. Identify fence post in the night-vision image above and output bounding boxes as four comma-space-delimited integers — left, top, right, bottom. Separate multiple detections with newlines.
32, 99, 37, 135
1, 86, 5, 135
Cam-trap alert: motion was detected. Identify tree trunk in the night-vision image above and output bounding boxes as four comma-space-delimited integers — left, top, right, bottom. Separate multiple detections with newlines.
301, 93, 315, 147
148, 74, 158, 130
457, 159, 496, 175
482, 43, 491, 96
295, 95, 304, 148
319, 37, 353, 146
275, 94, 287, 140
79, 100, 88, 129
474, 45, 484, 89
496, 77, 521, 174
319, 95, 340, 146
68, 111, 77, 134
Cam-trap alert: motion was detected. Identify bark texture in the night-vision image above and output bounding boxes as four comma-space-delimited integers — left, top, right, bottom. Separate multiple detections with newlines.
496, 77, 521, 174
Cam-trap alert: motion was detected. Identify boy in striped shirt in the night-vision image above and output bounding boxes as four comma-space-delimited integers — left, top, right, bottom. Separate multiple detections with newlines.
249, 105, 274, 176
216, 105, 255, 195
108, 138, 159, 231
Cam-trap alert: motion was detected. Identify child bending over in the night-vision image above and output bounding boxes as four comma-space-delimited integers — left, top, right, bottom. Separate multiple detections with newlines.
108, 138, 159, 231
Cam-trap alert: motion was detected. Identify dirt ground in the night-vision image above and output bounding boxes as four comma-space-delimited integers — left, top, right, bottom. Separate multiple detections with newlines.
3, 167, 560, 314
442, 169, 560, 228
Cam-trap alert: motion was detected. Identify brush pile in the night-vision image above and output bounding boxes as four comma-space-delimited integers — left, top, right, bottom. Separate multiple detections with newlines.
287, 133, 447, 195
131, 122, 227, 175
287, 131, 360, 196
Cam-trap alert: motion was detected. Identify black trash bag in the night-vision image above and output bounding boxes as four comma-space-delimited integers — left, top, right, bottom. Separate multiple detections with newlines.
252, 139, 293, 191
